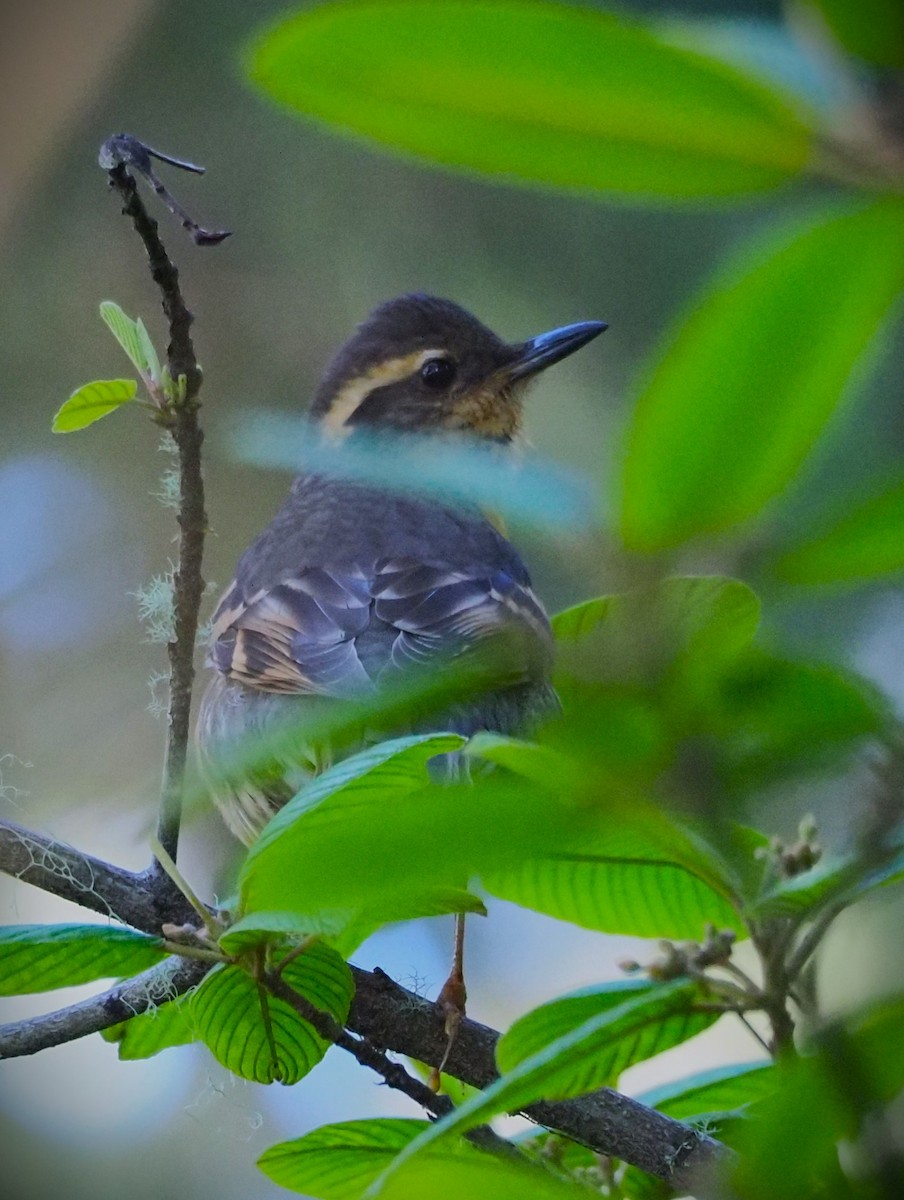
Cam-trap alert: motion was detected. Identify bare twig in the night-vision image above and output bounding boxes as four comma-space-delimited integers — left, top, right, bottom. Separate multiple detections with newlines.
100, 134, 214, 867
0, 957, 208, 1059
0, 818, 194, 931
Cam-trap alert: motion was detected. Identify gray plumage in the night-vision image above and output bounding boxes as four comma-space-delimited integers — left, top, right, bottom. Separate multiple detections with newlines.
197, 295, 605, 844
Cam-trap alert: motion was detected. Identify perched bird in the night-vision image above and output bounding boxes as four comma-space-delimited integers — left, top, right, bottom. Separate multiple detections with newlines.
197, 294, 605, 845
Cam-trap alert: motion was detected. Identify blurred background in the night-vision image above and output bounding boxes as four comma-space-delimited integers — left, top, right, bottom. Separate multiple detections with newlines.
1, 1, 902, 1197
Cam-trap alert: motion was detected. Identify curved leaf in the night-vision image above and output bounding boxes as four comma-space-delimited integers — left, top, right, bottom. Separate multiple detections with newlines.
773, 480, 904, 585
249, 0, 812, 203
259, 1118, 431, 1198
191, 943, 352, 1085
238, 734, 466, 922
485, 815, 743, 938
498, 979, 717, 1082
0, 924, 165, 994
635, 1060, 776, 1121
811, 0, 904, 68
52, 378, 137, 432
621, 199, 904, 550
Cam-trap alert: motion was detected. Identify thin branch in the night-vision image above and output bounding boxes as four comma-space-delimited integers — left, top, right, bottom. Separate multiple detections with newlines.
0, 957, 208, 1059
0, 818, 194, 931
101, 134, 213, 866
785, 897, 849, 983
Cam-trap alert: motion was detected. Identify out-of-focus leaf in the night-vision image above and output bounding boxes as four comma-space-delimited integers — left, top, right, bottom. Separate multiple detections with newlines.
733, 996, 904, 1199
237, 734, 595, 934
249, 0, 812, 203
191, 943, 352, 1085
752, 839, 904, 920
372, 980, 699, 1182
621, 200, 904, 551
52, 379, 137, 432
226, 415, 594, 533
103, 993, 196, 1059
635, 1060, 776, 1120
498, 979, 717, 1081
0, 924, 165, 994
773, 480, 904, 585
715, 652, 890, 790
811, 0, 904, 68
553, 577, 761, 694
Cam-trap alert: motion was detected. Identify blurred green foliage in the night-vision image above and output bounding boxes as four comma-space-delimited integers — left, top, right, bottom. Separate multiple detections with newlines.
6, 1, 904, 1198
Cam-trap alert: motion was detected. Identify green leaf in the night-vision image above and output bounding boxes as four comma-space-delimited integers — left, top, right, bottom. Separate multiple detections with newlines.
221, 889, 487, 956
261, 1119, 581, 1200
239, 734, 464, 923
248, 0, 812, 204
378, 1153, 588, 1200
715, 652, 889, 791
553, 577, 761, 693
465, 733, 580, 789
99, 301, 152, 376
811, 0, 904, 68
752, 840, 904, 920
191, 942, 352, 1085
485, 816, 743, 939
635, 1060, 776, 1120
135, 317, 162, 385
103, 993, 197, 1059
773, 480, 904, 585
259, 1119, 433, 1197
0, 924, 166, 994
621, 200, 904, 551
52, 379, 137, 432
237, 734, 596, 932
374, 979, 700, 1184
498, 979, 717, 1083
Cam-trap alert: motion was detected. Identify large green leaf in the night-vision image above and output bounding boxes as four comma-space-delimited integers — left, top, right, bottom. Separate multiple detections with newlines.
714, 652, 890, 791
249, 0, 811, 204
191, 943, 352, 1085
621, 199, 904, 551
773, 480, 904, 585
372, 979, 699, 1185
0, 924, 166, 994
498, 979, 717, 1082
635, 1060, 776, 1120
811, 0, 904, 68
237, 734, 595, 930
485, 818, 743, 939
52, 379, 137, 433
259, 1119, 436, 1198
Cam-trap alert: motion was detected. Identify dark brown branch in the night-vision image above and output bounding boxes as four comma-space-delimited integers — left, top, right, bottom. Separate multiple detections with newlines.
102, 137, 211, 865
0, 818, 194, 931
0, 819, 729, 1189
347, 966, 730, 1193
0, 957, 208, 1059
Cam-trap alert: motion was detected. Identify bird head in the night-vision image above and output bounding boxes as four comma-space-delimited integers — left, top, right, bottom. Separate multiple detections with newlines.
309, 294, 606, 442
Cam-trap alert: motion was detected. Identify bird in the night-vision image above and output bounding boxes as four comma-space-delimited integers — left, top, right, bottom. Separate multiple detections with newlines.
198, 293, 605, 843
196, 294, 605, 1053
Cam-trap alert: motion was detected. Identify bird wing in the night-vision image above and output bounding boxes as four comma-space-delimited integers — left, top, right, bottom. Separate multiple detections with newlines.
207, 557, 551, 698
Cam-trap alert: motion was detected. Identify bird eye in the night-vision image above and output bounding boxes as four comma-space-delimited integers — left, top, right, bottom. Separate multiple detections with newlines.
419, 357, 456, 389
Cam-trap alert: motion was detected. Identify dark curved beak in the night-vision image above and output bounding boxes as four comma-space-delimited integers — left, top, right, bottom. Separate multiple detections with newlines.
505, 319, 608, 381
